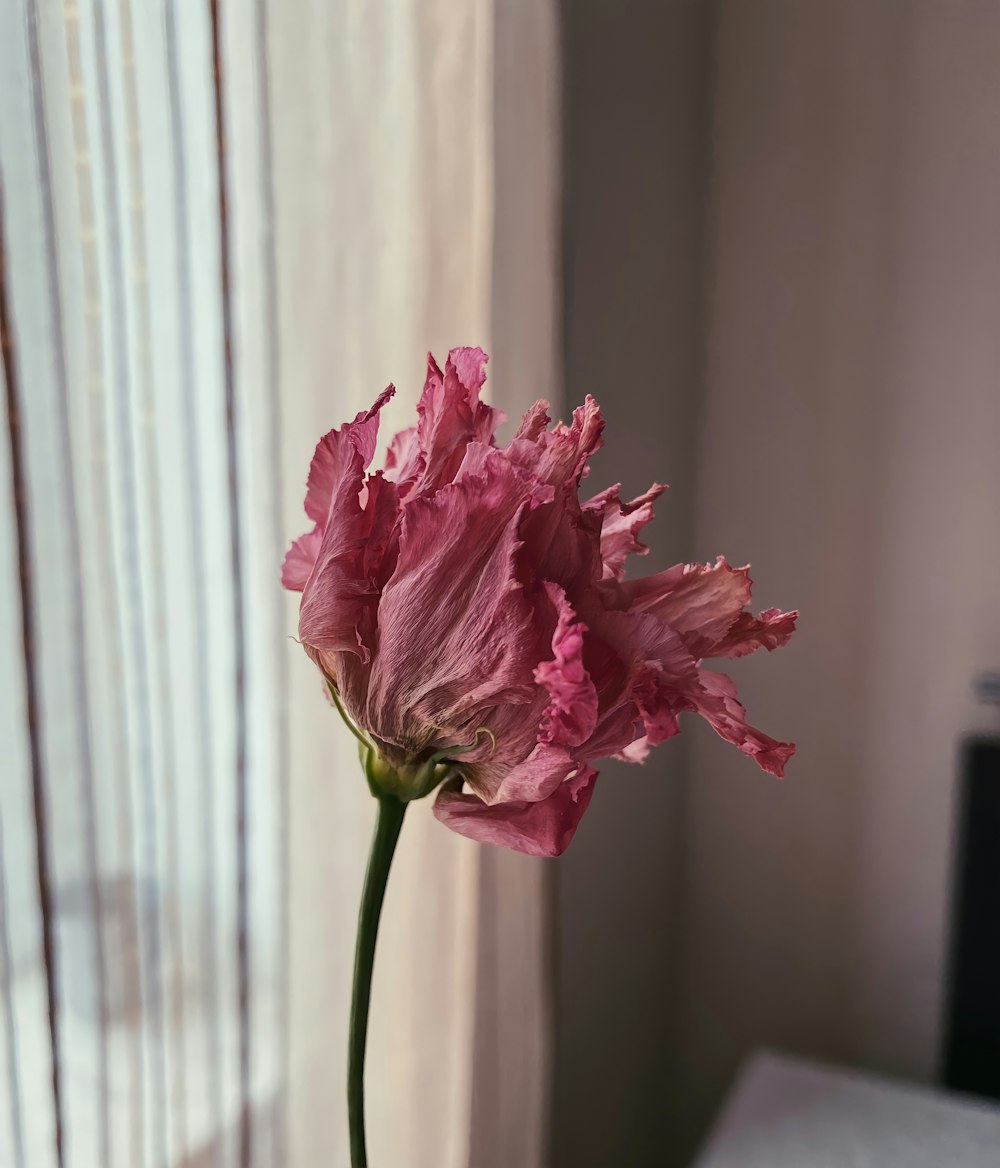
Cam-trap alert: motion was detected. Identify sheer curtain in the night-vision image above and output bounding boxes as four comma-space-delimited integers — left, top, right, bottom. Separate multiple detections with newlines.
0, 1, 559, 1166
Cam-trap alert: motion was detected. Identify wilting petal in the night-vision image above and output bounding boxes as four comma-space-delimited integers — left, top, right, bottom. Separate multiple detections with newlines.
707, 607, 799, 659
449, 345, 491, 396
687, 669, 795, 777
534, 582, 599, 749
616, 664, 683, 760
433, 765, 598, 857
359, 472, 402, 589
506, 396, 604, 487
281, 527, 322, 592
410, 348, 505, 496
513, 400, 551, 442
454, 581, 597, 803
620, 556, 752, 658
384, 425, 421, 493
581, 609, 696, 761
365, 450, 545, 752
513, 486, 604, 603
296, 389, 394, 660
303, 387, 394, 523
585, 482, 667, 581
304, 477, 403, 705
491, 742, 581, 803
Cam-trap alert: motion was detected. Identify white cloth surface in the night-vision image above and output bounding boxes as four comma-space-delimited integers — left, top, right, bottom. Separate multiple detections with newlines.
696, 1051, 1000, 1168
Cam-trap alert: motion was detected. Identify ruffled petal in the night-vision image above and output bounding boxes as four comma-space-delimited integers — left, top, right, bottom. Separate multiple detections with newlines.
359, 472, 402, 590
514, 485, 604, 602
295, 389, 395, 660
409, 347, 505, 496
492, 741, 581, 803
686, 669, 795, 777
707, 607, 799, 659
433, 764, 598, 857
449, 345, 491, 396
580, 609, 697, 761
383, 425, 421, 492
513, 400, 551, 442
506, 396, 604, 486
364, 448, 546, 753
302, 386, 394, 523
534, 582, 599, 748
620, 556, 752, 658
448, 581, 598, 803
281, 527, 322, 592
584, 482, 667, 581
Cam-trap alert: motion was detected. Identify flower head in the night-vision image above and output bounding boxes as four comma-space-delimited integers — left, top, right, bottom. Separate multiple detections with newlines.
284, 348, 797, 856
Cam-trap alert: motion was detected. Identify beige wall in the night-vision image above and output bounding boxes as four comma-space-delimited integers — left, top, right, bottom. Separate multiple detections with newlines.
556, 2, 1000, 1165
553, 2, 712, 1165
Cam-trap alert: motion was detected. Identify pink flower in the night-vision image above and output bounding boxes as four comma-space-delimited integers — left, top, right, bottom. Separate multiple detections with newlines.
283, 348, 797, 857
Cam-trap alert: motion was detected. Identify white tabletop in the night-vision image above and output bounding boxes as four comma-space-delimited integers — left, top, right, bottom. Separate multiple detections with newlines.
695, 1050, 1000, 1168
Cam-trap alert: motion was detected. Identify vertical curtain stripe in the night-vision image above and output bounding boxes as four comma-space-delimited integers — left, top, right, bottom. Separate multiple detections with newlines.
60, 6, 146, 1158
116, 0, 186, 1154
112, 0, 190, 1156
0, 814, 27, 1168
251, 0, 290, 1161
0, 175, 65, 1168
161, 0, 226, 1155
60, 6, 146, 1163
87, 2, 169, 1163
208, 4, 251, 1166
25, 0, 116, 1158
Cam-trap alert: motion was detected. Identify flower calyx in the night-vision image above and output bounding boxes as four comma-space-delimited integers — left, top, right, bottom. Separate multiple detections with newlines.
359, 728, 496, 803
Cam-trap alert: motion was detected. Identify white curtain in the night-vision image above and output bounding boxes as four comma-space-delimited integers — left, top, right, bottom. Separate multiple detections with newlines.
0, 1, 560, 1166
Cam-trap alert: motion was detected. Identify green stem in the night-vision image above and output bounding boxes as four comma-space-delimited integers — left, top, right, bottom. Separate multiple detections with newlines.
349, 794, 407, 1168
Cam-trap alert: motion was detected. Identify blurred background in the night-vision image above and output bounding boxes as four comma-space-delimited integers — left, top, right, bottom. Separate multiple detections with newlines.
1, 1, 999, 1167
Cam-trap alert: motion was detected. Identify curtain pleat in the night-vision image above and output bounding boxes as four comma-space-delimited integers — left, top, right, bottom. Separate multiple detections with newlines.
0, 1, 291, 1164
1, 209, 61, 1168
269, 2, 493, 1163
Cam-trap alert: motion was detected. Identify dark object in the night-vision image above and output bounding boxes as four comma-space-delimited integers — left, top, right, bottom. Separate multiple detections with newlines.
942, 735, 1000, 1100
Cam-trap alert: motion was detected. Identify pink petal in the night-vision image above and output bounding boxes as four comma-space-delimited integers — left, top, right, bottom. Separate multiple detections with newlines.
493, 741, 582, 803
580, 609, 697, 761
687, 669, 795, 777
295, 389, 395, 660
514, 483, 604, 601
454, 440, 552, 506
534, 582, 599, 748
303, 475, 403, 706
708, 607, 799, 659
447, 580, 597, 803
448, 345, 491, 395
513, 400, 551, 442
281, 527, 322, 592
506, 396, 604, 486
364, 450, 546, 751
620, 556, 752, 657
384, 425, 422, 492
359, 472, 402, 589
409, 348, 505, 496
302, 386, 394, 524
433, 765, 598, 857
448, 399, 608, 601
584, 482, 667, 581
